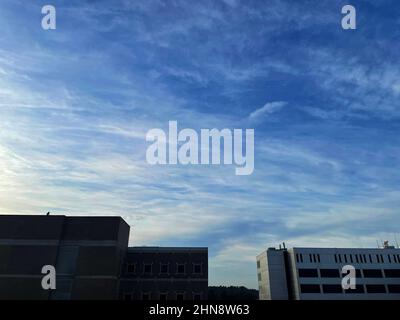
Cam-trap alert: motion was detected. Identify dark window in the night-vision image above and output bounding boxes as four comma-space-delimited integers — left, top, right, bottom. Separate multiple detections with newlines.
369, 255, 372, 263
159, 293, 167, 301
300, 284, 320, 293
194, 264, 202, 274
177, 264, 185, 274
380, 255, 384, 263
123, 293, 133, 300
300, 254, 303, 263
320, 269, 340, 278
338, 255, 342, 263
388, 285, 400, 293
193, 294, 202, 301
393, 255, 397, 263
388, 255, 392, 263
355, 255, 359, 263
144, 264, 152, 274
176, 293, 185, 301
160, 264, 169, 274
334, 254, 337, 263
363, 255, 367, 263
366, 284, 386, 294
142, 293, 150, 300
298, 268, 319, 278
350, 255, 353, 263
376, 254, 380, 263
345, 285, 365, 294
309, 254, 313, 263
363, 269, 383, 278
258, 273, 262, 281
317, 254, 321, 263
344, 255, 348, 263
257, 260, 261, 268
127, 264, 135, 273
384, 269, 400, 278
322, 284, 342, 294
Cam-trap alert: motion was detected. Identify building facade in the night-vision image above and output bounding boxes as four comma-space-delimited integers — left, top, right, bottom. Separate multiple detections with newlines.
257, 245, 400, 300
0, 215, 208, 300
120, 247, 208, 300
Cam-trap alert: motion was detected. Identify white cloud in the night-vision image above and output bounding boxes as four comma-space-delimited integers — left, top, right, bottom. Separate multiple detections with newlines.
248, 101, 287, 121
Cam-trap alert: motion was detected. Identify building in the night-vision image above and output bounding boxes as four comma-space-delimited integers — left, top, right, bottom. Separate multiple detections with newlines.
120, 247, 208, 300
257, 244, 400, 300
0, 214, 208, 300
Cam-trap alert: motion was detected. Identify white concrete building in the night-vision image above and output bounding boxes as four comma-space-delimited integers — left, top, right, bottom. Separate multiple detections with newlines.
257, 244, 400, 300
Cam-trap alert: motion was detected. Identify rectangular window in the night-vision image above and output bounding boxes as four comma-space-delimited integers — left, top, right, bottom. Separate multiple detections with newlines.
363, 254, 367, 263
142, 292, 151, 300
334, 254, 337, 263
322, 284, 342, 294
300, 284, 320, 293
366, 284, 386, 294
309, 254, 313, 263
258, 273, 262, 281
380, 255, 384, 263
320, 268, 340, 278
363, 269, 383, 278
344, 254, 348, 263
300, 254, 303, 263
369, 254, 372, 263
193, 264, 202, 274
376, 254, 380, 263
144, 264, 152, 274
317, 254, 321, 263
298, 268, 319, 278
127, 264, 135, 273
160, 263, 169, 274
355, 255, 359, 263
388, 255, 392, 263
176, 293, 185, 301
345, 285, 365, 294
388, 285, 400, 293
338, 254, 342, 263
384, 269, 400, 278
257, 260, 261, 268
177, 264, 185, 274
350, 255, 353, 263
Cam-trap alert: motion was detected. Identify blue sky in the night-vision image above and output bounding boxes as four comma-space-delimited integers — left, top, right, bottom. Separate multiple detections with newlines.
1, 0, 400, 288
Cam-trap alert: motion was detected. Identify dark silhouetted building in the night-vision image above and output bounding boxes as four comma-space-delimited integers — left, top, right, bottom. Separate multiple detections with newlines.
0, 215, 208, 300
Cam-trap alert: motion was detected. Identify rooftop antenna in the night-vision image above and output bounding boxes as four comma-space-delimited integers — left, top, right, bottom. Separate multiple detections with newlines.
283, 242, 286, 249
46, 212, 50, 216
376, 240, 380, 248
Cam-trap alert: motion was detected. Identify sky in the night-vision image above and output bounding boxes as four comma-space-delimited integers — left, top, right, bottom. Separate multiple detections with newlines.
1, 0, 400, 289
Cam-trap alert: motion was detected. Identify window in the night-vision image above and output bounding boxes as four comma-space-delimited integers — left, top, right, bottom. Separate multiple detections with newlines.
177, 264, 185, 274
300, 284, 320, 293
363, 254, 367, 263
320, 268, 340, 278
127, 264, 135, 273
193, 293, 202, 301
309, 254, 313, 263
338, 254, 342, 263
366, 284, 386, 294
334, 254, 337, 263
123, 293, 133, 301
176, 293, 185, 301
159, 293, 168, 301
317, 254, 321, 263
369, 254, 372, 263
193, 264, 202, 274
322, 284, 342, 294
142, 292, 151, 300
298, 268, 318, 278
393, 255, 398, 263
388, 255, 392, 263
363, 269, 383, 278
160, 263, 169, 274
388, 285, 400, 293
380, 255, 384, 263
384, 269, 400, 278
376, 254, 380, 263
257, 260, 261, 268
344, 254, 348, 263
300, 254, 303, 263
144, 264, 152, 274
355, 255, 359, 263
345, 285, 365, 294
350, 255, 353, 263
258, 273, 262, 281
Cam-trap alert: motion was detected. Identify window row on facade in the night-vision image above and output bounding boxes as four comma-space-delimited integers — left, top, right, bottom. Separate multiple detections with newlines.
298, 268, 400, 278
126, 262, 203, 275
300, 284, 400, 294
295, 253, 400, 264
123, 291, 203, 301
